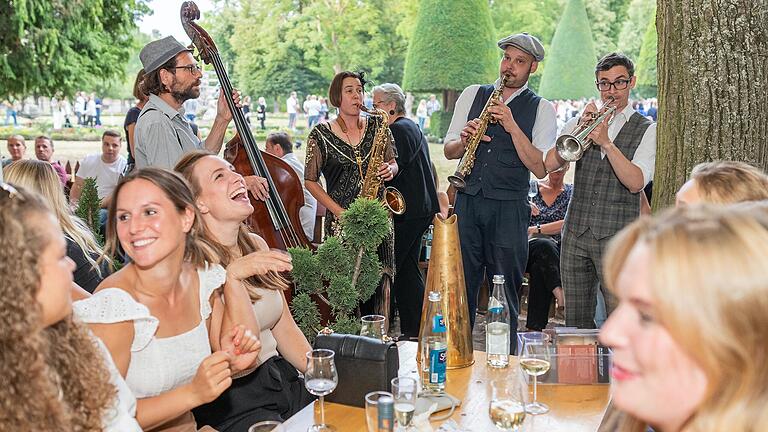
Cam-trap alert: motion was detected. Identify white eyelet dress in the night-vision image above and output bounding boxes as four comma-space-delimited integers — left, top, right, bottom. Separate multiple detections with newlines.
74, 263, 226, 413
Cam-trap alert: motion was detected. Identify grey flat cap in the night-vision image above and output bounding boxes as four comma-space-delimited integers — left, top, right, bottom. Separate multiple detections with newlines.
140, 36, 192, 73
497, 32, 545, 62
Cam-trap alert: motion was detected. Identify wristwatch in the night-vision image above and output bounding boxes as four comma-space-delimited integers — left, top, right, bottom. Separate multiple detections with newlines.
536, 223, 541, 234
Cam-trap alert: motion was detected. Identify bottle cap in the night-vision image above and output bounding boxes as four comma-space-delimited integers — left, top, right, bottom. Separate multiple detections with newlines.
493, 274, 505, 284
428, 291, 441, 301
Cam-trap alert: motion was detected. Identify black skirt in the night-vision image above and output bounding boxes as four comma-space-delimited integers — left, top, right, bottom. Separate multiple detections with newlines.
192, 356, 315, 432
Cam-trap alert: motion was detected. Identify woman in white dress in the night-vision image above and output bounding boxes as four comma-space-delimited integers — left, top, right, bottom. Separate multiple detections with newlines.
75, 168, 264, 432
0, 182, 141, 431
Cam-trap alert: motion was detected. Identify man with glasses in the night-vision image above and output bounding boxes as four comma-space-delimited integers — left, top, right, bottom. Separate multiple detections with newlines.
134, 36, 239, 169
544, 52, 657, 329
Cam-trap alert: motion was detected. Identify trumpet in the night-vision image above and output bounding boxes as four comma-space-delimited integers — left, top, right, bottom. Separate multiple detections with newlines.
556, 98, 616, 162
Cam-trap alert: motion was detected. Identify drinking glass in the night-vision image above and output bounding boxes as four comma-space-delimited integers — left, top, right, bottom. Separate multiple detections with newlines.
528, 180, 538, 202
305, 349, 338, 432
247, 420, 284, 432
489, 375, 527, 431
365, 391, 394, 432
519, 332, 551, 415
360, 314, 386, 340
391, 377, 417, 429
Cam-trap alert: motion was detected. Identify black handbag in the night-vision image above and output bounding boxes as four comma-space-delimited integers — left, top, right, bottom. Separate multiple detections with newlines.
313, 333, 399, 407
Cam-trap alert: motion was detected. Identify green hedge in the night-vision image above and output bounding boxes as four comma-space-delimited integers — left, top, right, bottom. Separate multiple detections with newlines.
403, 0, 497, 93
635, 9, 658, 98
426, 110, 454, 141
538, 0, 599, 100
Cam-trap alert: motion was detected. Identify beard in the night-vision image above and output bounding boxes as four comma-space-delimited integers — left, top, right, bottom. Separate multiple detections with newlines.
503, 64, 533, 89
170, 81, 200, 104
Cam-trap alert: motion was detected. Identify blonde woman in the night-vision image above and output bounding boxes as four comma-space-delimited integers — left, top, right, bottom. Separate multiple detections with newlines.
176, 151, 312, 431
676, 160, 768, 205
5, 159, 110, 292
599, 205, 768, 432
0, 183, 140, 431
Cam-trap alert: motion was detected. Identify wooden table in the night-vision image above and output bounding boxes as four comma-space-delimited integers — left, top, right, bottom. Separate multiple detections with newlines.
283, 342, 610, 431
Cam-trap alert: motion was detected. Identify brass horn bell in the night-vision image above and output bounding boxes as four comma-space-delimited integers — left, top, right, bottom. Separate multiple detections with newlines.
417, 214, 474, 369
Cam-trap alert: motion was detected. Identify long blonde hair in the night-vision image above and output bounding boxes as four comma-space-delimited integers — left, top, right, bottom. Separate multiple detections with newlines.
690, 161, 768, 204
0, 183, 115, 431
604, 204, 768, 432
5, 159, 110, 273
174, 150, 289, 301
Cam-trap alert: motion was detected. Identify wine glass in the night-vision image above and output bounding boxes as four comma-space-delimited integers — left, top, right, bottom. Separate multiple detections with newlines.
528, 180, 538, 202
391, 377, 417, 430
305, 349, 338, 432
360, 314, 386, 340
519, 332, 551, 415
489, 374, 527, 431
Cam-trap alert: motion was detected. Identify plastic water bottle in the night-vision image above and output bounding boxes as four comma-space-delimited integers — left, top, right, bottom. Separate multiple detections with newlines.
420, 291, 447, 393
486, 275, 511, 368
425, 225, 434, 261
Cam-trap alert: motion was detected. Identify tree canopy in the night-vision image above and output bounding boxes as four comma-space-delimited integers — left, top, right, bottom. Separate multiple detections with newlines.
538, 0, 599, 100
0, 0, 149, 98
403, 0, 497, 93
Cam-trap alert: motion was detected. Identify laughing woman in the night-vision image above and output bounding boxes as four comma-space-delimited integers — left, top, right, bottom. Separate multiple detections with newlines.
176, 151, 313, 432
74, 168, 262, 432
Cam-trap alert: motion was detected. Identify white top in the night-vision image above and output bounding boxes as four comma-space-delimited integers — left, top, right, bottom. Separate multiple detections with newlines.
93, 335, 142, 432
76, 153, 128, 200
282, 152, 317, 239
74, 263, 226, 398
560, 103, 657, 186
286, 96, 298, 114
445, 81, 558, 153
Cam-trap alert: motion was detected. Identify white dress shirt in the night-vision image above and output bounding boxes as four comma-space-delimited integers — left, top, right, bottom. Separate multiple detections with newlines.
445, 80, 558, 153
560, 103, 657, 185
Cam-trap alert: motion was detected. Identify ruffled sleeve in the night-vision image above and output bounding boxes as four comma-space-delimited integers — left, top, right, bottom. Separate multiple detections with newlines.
73, 288, 159, 352
198, 262, 226, 320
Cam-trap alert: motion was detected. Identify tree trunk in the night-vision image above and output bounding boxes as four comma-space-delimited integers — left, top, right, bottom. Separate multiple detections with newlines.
653, 0, 768, 209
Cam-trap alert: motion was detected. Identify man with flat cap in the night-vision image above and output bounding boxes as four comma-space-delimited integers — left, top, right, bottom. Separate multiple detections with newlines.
134, 36, 238, 170
444, 32, 557, 353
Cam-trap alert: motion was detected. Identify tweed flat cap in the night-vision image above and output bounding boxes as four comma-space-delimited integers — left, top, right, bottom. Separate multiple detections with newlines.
140, 36, 192, 73
497, 32, 545, 62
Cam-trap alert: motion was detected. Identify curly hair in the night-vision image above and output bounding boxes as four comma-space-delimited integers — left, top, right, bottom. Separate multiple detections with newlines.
174, 150, 289, 301
0, 184, 115, 431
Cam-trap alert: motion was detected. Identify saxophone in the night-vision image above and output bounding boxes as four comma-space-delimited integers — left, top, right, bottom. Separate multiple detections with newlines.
357, 105, 406, 215
447, 74, 509, 189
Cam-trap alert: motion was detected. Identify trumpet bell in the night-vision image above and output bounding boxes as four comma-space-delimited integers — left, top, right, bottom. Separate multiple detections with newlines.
384, 187, 406, 215
555, 134, 586, 162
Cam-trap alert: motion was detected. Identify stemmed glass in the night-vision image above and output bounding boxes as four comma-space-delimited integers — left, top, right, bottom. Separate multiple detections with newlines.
360, 315, 386, 340
489, 373, 528, 431
519, 332, 551, 415
528, 180, 538, 203
305, 349, 338, 432
391, 377, 417, 430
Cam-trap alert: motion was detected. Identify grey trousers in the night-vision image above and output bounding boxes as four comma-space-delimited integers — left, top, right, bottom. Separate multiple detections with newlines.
560, 228, 617, 329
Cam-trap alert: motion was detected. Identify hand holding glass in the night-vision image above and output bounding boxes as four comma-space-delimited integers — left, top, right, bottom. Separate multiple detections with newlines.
305, 349, 338, 432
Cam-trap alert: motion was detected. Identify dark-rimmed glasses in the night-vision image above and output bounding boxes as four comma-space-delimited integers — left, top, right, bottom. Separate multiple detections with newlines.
173, 64, 203, 74
0, 182, 25, 201
596, 79, 631, 91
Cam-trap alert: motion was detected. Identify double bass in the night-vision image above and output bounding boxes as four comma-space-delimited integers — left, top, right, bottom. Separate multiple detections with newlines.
181, 2, 312, 251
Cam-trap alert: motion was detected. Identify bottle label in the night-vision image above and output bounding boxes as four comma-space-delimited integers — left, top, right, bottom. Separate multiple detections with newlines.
432, 314, 446, 333
429, 347, 447, 384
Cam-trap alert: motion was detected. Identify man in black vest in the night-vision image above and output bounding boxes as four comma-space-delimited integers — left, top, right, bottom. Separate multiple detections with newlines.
444, 33, 557, 352
545, 53, 657, 329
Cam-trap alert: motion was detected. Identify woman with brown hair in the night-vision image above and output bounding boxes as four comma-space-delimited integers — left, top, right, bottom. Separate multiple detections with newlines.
0, 183, 140, 431
176, 150, 312, 431
304, 70, 399, 315
124, 69, 147, 172
74, 168, 262, 431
